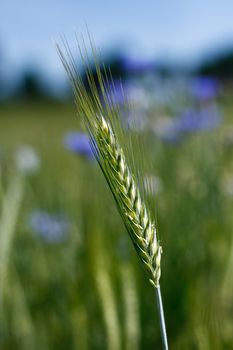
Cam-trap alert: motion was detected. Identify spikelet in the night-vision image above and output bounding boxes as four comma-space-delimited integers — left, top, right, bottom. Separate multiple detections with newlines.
93, 115, 162, 287
57, 40, 162, 288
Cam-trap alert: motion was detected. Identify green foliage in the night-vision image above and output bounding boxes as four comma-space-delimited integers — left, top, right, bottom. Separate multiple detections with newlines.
0, 98, 232, 349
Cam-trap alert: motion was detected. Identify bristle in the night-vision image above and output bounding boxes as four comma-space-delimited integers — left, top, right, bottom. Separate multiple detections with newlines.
57, 40, 162, 288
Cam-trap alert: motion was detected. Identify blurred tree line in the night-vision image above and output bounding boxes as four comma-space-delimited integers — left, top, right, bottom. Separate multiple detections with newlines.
1, 45, 233, 104
200, 47, 233, 79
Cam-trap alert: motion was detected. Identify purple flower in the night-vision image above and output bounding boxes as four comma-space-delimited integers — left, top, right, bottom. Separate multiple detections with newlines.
64, 132, 94, 159
105, 80, 149, 111
29, 211, 70, 243
122, 57, 155, 74
105, 80, 126, 107
191, 77, 219, 101
155, 104, 222, 144
177, 105, 221, 133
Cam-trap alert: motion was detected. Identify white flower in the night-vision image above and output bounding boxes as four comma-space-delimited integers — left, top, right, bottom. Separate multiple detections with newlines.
15, 145, 40, 175
153, 116, 175, 137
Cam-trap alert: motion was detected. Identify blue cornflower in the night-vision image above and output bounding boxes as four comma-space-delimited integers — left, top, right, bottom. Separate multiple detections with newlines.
155, 104, 222, 144
177, 105, 221, 133
191, 77, 219, 102
64, 132, 94, 159
122, 57, 155, 74
105, 80, 127, 107
29, 211, 70, 243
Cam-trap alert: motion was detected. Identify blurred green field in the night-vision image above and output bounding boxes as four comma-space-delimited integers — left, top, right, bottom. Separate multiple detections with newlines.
0, 98, 233, 350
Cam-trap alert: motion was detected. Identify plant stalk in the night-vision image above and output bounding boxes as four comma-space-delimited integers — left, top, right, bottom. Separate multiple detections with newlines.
155, 286, 169, 350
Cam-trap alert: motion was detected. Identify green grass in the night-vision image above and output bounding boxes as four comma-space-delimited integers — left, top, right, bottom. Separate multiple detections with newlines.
0, 98, 233, 349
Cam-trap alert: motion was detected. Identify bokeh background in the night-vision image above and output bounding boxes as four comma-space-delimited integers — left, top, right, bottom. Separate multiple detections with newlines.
0, 1, 233, 349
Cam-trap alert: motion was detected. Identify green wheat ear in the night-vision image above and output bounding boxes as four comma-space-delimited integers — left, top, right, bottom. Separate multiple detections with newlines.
95, 114, 162, 288
56, 40, 162, 288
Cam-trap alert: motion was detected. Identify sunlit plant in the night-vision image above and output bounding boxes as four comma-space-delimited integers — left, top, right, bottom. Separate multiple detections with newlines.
57, 37, 169, 350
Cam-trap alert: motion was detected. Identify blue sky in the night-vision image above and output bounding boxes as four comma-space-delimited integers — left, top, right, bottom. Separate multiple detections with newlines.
1, 0, 233, 81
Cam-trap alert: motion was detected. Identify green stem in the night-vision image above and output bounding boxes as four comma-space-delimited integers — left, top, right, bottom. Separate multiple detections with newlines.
155, 286, 169, 350
0, 174, 24, 305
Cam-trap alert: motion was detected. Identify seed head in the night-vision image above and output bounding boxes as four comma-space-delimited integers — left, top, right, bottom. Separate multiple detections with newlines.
57, 41, 162, 288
